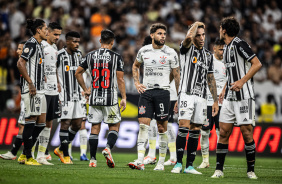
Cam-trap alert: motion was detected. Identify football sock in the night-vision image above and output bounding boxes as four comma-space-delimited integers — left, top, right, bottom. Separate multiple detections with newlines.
31, 123, 45, 157
59, 129, 69, 156
158, 131, 168, 164
137, 124, 149, 163
215, 143, 228, 171
106, 130, 118, 149
167, 123, 176, 161
200, 129, 210, 163
176, 127, 189, 164
186, 130, 200, 167
148, 119, 157, 158
89, 134, 99, 160
11, 135, 23, 156
23, 121, 35, 158
245, 140, 256, 172
37, 127, 51, 159
79, 129, 88, 156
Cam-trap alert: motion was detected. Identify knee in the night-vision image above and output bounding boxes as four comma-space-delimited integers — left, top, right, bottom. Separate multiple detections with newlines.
219, 129, 230, 140
71, 123, 81, 131
60, 121, 70, 130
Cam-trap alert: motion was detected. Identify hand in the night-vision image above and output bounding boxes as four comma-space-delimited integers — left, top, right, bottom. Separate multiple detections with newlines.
135, 82, 146, 94
119, 98, 126, 112
230, 80, 244, 92
219, 91, 224, 104
57, 83, 61, 93
174, 101, 178, 114
212, 102, 219, 117
29, 83, 36, 96
84, 89, 91, 100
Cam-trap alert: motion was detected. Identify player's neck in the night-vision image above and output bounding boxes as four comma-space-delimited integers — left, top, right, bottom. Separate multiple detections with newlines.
66, 47, 73, 55
152, 43, 164, 49
224, 36, 235, 45
101, 44, 112, 50
47, 38, 53, 45
33, 34, 43, 44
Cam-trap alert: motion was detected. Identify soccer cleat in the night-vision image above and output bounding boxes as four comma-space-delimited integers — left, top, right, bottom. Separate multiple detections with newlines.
45, 154, 52, 161
211, 170, 224, 178
247, 171, 258, 179
171, 162, 182, 173
18, 154, 27, 164
102, 148, 115, 168
89, 159, 97, 167
143, 156, 157, 165
25, 157, 41, 165
197, 161, 210, 168
164, 159, 176, 166
183, 166, 202, 174
62, 156, 73, 164
37, 157, 54, 165
128, 160, 145, 170
154, 163, 164, 171
54, 147, 64, 162
80, 154, 89, 161
0, 151, 17, 160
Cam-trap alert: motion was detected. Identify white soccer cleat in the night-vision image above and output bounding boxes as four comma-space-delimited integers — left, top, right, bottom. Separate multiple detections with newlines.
247, 171, 258, 179
171, 162, 182, 173
128, 160, 145, 170
89, 159, 97, 167
45, 154, 52, 161
143, 156, 156, 165
197, 161, 210, 168
36, 157, 54, 165
102, 148, 115, 168
164, 159, 176, 166
0, 151, 17, 160
211, 170, 224, 178
183, 166, 202, 174
154, 163, 164, 171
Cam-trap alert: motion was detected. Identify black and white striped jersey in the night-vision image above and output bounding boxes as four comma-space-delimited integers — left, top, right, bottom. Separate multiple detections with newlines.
223, 37, 256, 101
20, 37, 45, 94
179, 43, 213, 99
80, 48, 124, 106
57, 48, 83, 102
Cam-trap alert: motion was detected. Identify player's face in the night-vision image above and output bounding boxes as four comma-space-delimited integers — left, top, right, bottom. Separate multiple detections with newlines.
67, 37, 80, 52
48, 29, 62, 44
219, 26, 225, 41
214, 45, 224, 60
38, 23, 48, 40
151, 29, 166, 46
193, 28, 205, 49
16, 44, 24, 57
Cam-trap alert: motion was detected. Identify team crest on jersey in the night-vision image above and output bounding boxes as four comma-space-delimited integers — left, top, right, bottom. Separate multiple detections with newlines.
24, 48, 29, 53
159, 56, 167, 64
139, 106, 146, 114
192, 57, 197, 63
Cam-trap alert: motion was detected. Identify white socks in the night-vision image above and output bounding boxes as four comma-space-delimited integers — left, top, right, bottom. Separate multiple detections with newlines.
167, 123, 176, 161
36, 127, 51, 159
200, 129, 210, 163
137, 124, 149, 163
158, 131, 168, 164
148, 119, 157, 158
79, 129, 88, 156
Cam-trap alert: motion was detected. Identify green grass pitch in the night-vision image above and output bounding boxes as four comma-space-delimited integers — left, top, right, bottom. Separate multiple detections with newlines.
0, 151, 281, 184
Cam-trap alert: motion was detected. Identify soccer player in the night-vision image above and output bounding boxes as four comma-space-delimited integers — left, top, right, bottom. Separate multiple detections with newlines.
34, 22, 62, 165
171, 22, 219, 174
211, 17, 262, 179
198, 38, 226, 169
54, 31, 85, 164
128, 23, 180, 171
0, 41, 26, 160
75, 29, 126, 168
17, 19, 48, 165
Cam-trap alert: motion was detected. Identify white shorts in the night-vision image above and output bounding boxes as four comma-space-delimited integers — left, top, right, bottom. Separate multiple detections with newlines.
88, 104, 121, 124
61, 101, 86, 120
178, 93, 207, 125
219, 99, 255, 126
18, 100, 25, 124
21, 93, 46, 118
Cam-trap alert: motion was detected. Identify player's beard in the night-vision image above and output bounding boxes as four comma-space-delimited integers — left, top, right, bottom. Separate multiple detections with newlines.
154, 38, 165, 46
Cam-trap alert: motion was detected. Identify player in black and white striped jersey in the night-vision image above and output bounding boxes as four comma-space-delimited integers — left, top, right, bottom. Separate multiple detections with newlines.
171, 22, 219, 174
54, 31, 85, 164
76, 29, 126, 168
211, 17, 262, 180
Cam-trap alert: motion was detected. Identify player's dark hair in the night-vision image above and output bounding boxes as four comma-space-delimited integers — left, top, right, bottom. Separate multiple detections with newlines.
150, 23, 167, 34
48, 22, 62, 31
19, 41, 26, 45
214, 38, 225, 46
26, 19, 45, 35
65, 31, 80, 40
100, 29, 115, 44
220, 17, 240, 37
142, 36, 152, 46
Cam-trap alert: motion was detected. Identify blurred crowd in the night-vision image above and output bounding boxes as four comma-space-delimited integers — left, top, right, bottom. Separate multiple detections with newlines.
1, 0, 282, 113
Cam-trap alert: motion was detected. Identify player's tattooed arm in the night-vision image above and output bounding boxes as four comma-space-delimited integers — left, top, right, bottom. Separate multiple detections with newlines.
207, 73, 218, 102
183, 22, 205, 48
172, 67, 180, 94
132, 59, 146, 93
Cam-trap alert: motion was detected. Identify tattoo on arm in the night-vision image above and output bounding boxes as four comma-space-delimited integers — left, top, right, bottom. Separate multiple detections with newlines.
132, 60, 141, 84
172, 67, 180, 94
207, 73, 218, 102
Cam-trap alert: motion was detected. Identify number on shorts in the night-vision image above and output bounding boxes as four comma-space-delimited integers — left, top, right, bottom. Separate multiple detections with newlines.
180, 101, 187, 108
159, 103, 164, 113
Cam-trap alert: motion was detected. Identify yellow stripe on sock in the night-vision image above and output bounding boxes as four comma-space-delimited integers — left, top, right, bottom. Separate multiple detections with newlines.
149, 140, 156, 150
80, 145, 87, 150
168, 142, 176, 152
38, 145, 46, 153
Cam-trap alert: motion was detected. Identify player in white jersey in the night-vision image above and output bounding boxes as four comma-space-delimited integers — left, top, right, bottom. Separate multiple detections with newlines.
17, 19, 48, 165
198, 38, 226, 169
128, 23, 180, 171
171, 22, 219, 174
211, 17, 262, 180
0, 42, 26, 161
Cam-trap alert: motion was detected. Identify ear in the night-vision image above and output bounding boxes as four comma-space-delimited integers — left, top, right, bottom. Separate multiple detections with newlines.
111, 40, 114, 45
99, 39, 102, 44
150, 33, 154, 39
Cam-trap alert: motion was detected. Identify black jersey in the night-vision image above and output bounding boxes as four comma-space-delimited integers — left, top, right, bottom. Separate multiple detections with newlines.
80, 48, 124, 106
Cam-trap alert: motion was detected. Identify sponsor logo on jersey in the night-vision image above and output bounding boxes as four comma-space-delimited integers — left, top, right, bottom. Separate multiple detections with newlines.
139, 106, 146, 114
192, 57, 197, 63
225, 62, 236, 68
243, 118, 248, 122
230, 47, 234, 56
159, 56, 167, 64
39, 58, 43, 64
88, 114, 93, 119
65, 65, 70, 71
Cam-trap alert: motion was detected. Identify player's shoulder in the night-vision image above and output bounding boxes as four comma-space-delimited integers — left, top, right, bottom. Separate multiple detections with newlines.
57, 48, 67, 56
232, 37, 248, 45
107, 49, 122, 57
25, 37, 37, 46
139, 44, 153, 53
163, 45, 177, 55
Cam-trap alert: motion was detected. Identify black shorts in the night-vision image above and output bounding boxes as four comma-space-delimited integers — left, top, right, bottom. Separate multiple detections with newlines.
202, 106, 222, 130
138, 89, 170, 121
168, 100, 177, 123
46, 95, 61, 121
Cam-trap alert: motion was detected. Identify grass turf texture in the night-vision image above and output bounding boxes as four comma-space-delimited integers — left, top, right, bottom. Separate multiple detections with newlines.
0, 151, 281, 184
